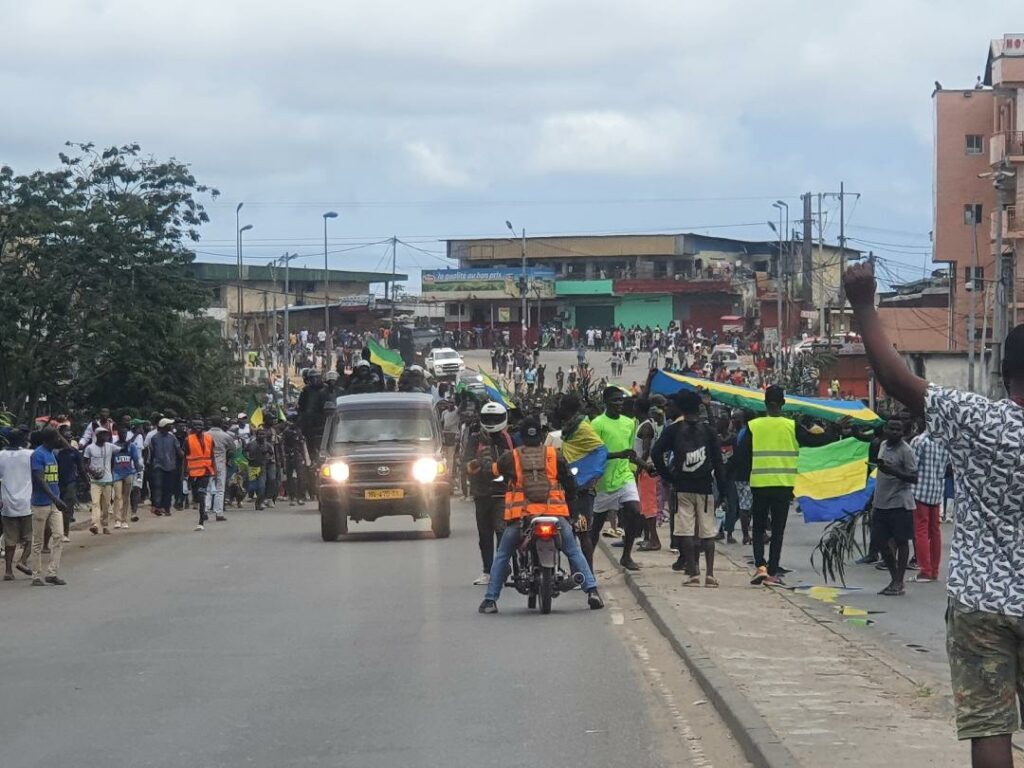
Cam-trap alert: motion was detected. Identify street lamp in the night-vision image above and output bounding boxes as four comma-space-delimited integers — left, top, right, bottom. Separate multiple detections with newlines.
506, 220, 527, 344
322, 211, 338, 369
235, 203, 243, 353
238, 221, 254, 359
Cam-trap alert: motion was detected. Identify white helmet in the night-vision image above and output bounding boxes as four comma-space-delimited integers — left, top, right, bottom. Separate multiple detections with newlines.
479, 402, 508, 433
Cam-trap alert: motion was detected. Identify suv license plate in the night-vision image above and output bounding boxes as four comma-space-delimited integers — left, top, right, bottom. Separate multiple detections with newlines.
365, 489, 404, 500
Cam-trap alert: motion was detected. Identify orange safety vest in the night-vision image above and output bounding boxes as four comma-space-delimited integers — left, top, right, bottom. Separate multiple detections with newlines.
185, 433, 215, 478
498, 445, 570, 522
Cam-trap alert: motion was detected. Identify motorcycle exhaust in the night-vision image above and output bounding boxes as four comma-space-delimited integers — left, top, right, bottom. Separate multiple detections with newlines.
572, 572, 585, 585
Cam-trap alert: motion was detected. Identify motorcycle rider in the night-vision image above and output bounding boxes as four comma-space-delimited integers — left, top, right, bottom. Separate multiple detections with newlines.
398, 364, 430, 393
464, 402, 514, 585
477, 416, 604, 614
298, 370, 326, 458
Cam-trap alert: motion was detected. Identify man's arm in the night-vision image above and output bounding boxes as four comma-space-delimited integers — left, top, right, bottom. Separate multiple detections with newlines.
650, 424, 674, 479
555, 454, 578, 500
796, 424, 836, 448
844, 262, 926, 415
707, 427, 726, 496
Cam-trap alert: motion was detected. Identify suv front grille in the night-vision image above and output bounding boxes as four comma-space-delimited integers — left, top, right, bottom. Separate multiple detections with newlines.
349, 461, 412, 483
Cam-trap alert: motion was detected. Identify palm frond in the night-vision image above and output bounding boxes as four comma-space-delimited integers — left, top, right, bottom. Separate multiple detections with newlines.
811, 508, 870, 586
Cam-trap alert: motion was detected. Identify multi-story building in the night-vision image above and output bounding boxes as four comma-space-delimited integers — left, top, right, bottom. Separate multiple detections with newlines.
432, 232, 851, 344
186, 262, 403, 340
933, 33, 1024, 351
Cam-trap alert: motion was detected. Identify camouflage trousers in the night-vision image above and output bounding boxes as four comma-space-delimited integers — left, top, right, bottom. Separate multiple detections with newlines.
947, 598, 1024, 740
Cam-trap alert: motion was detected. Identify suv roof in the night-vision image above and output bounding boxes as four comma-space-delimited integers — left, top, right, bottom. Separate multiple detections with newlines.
335, 392, 434, 410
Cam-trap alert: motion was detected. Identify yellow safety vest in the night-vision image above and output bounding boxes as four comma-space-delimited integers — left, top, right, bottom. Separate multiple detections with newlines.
748, 417, 799, 488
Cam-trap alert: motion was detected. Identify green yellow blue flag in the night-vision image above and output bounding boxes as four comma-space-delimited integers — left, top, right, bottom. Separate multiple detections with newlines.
247, 395, 264, 429
794, 438, 875, 522
477, 368, 516, 409
367, 338, 405, 379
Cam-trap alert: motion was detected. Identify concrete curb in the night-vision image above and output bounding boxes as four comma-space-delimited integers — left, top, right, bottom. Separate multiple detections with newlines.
598, 540, 803, 768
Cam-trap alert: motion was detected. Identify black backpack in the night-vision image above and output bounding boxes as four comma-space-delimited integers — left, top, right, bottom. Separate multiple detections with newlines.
672, 421, 715, 483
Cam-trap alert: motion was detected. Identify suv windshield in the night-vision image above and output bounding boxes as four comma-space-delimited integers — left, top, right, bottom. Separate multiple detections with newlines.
333, 409, 434, 444
433, 350, 459, 359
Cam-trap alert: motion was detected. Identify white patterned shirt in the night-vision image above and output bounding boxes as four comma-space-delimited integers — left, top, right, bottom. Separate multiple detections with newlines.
910, 432, 950, 506
926, 385, 1024, 616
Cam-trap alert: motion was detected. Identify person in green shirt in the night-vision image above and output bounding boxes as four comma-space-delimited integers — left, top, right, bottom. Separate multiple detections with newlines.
589, 386, 642, 570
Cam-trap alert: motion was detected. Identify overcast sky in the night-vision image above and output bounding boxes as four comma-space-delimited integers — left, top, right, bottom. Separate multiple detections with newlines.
3, 1, 1019, 290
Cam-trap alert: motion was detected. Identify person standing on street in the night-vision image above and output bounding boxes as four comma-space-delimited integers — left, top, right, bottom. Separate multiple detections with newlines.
56, 425, 81, 541
872, 414, 919, 596
245, 428, 272, 510
652, 390, 725, 587
0, 428, 36, 581
29, 428, 69, 585
464, 402, 513, 586
149, 418, 183, 516
84, 427, 116, 534
734, 385, 832, 585
909, 420, 949, 584
844, 261, 1024, 766
590, 387, 642, 571
185, 420, 216, 531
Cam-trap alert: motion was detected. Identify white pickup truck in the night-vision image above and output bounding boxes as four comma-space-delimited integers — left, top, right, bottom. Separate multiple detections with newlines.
424, 347, 465, 378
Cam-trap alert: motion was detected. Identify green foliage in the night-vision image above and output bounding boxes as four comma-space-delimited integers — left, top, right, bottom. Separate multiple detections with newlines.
810, 508, 871, 585
0, 143, 239, 420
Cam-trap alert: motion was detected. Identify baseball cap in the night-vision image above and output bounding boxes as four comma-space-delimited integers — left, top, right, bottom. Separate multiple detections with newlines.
237, 412, 247, 420
158, 418, 174, 428
95, 426, 110, 434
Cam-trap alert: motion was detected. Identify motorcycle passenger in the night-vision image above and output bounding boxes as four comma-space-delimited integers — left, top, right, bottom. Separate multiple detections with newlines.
478, 417, 603, 614
398, 364, 430, 393
298, 370, 325, 457
464, 402, 514, 586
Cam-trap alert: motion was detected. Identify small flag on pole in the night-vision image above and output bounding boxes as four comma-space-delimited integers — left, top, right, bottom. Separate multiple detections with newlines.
367, 339, 405, 379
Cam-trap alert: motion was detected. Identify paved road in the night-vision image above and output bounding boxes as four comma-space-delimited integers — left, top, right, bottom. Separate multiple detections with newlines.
0, 499, 746, 768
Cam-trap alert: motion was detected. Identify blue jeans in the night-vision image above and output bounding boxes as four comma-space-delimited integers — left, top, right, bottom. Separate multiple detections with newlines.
485, 517, 598, 601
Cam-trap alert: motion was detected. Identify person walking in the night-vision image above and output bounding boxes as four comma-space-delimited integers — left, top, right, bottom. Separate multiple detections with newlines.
590, 387, 642, 571
111, 430, 142, 530
205, 416, 236, 521
844, 261, 1024, 765
83, 426, 116, 534
185, 420, 216, 531
55, 425, 81, 542
909, 420, 949, 584
29, 428, 69, 585
734, 385, 832, 585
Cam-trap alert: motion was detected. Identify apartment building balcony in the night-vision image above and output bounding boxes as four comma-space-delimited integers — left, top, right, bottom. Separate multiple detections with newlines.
990, 131, 1024, 165
991, 206, 1023, 240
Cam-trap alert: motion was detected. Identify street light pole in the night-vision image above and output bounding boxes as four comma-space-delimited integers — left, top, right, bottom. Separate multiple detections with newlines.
322, 211, 338, 370
235, 202, 243, 356
238, 221, 253, 361
506, 220, 528, 345
278, 252, 303, 405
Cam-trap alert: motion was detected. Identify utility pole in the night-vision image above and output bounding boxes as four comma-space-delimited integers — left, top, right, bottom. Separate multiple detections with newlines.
279, 252, 301, 405
322, 211, 338, 368
983, 166, 1016, 398
235, 202, 243, 358
801, 192, 813, 302
825, 182, 859, 335
389, 236, 397, 329
968, 216, 979, 392
817, 193, 826, 336
505, 221, 528, 345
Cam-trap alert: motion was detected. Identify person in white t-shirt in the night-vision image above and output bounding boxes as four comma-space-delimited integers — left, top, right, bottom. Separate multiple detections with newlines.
0, 429, 35, 579
83, 427, 116, 535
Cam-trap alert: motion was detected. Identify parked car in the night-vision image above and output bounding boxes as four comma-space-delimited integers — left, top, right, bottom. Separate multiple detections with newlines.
318, 393, 451, 541
424, 347, 465, 378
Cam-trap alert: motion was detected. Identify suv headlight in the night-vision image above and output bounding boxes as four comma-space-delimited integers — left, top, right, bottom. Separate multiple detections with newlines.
412, 457, 439, 483
321, 461, 350, 482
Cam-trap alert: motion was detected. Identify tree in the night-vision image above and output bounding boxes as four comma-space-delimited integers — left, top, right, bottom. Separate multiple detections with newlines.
0, 143, 243, 420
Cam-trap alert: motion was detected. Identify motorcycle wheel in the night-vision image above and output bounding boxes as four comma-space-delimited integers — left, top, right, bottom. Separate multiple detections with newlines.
540, 566, 554, 614
527, 590, 537, 610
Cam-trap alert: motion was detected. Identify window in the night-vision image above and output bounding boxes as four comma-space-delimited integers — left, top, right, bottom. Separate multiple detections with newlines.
964, 203, 983, 225
965, 134, 984, 155
963, 265, 984, 291
653, 260, 668, 279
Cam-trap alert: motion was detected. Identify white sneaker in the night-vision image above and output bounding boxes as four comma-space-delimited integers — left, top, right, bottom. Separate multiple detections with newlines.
194, 524, 204, 532
113, 522, 122, 529
472, 573, 490, 586
61, 535, 70, 543
122, 523, 130, 530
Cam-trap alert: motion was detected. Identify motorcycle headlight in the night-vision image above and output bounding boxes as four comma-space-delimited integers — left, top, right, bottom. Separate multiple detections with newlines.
412, 457, 439, 483
321, 461, 350, 482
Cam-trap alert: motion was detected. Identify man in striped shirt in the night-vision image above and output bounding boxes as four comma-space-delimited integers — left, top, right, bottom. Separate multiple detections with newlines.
910, 422, 950, 583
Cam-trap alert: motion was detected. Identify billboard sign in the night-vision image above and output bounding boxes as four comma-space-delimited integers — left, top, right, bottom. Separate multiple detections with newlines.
1004, 34, 1024, 55
421, 268, 556, 300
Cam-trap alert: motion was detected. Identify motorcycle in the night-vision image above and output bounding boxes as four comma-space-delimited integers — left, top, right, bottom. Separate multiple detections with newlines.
511, 515, 584, 614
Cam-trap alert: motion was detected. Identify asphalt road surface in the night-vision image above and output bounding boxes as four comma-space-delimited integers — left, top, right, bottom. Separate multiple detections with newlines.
1, 499, 749, 768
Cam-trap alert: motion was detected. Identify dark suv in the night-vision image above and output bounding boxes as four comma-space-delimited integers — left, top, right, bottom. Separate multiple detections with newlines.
318, 392, 451, 541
